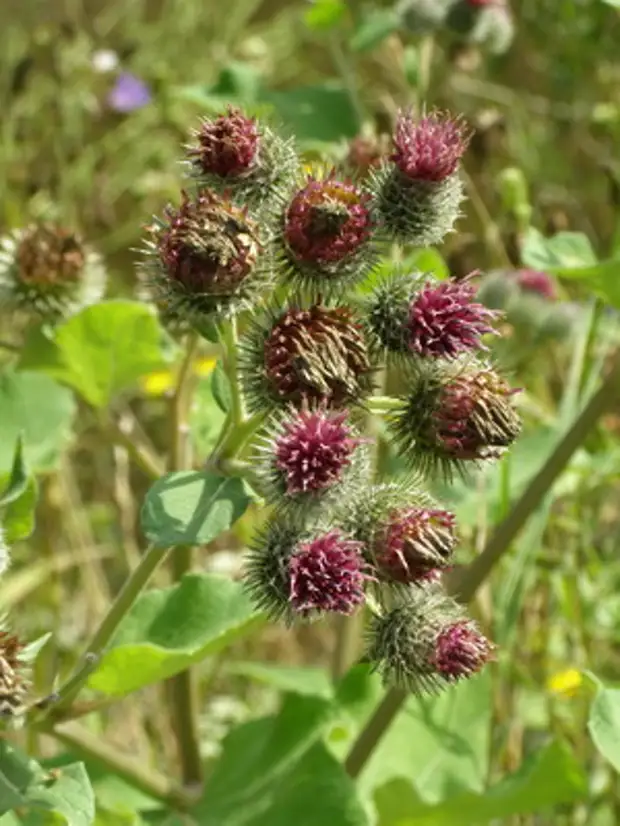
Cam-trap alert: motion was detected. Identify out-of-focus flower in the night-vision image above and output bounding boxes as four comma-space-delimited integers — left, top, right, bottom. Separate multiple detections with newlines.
108, 72, 152, 113
546, 668, 583, 698
92, 49, 119, 73
140, 356, 218, 397
515, 269, 557, 300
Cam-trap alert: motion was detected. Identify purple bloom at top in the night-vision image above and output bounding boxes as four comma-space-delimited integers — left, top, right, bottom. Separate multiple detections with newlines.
107, 73, 152, 113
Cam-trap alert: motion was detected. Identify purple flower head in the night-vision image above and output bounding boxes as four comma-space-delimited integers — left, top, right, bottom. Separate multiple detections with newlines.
374, 507, 457, 584
189, 107, 260, 178
515, 269, 557, 300
288, 531, 368, 616
431, 620, 494, 681
274, 409, 363, 495
108, 73, 152, 113
407, 278, 500, 358
391, 111, 471, 182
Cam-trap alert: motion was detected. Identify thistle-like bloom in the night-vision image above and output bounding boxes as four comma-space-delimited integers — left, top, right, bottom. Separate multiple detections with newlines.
289, 532, 368, 617
372, 111, 470, 246
280, 173, 375, 291
367, 272, 499, 359
0, 630, 27, 717
431, 620, 495, 681
186, 109, 298, 208
144, 190, 268, 320
244, 520, 369, 623
373, 507, 457, 584
515, 269, 557, 301
241, 301, 374, 412
392, 111, 470, 183
188, 107, 259, 178
366, 589, 491, 694
390, 364, 522, 479
0, 224, 106, 321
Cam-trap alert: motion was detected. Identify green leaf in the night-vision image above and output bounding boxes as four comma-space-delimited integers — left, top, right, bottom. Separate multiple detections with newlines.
375, 740, 587, 825
0, 371, 76, 474
190, 382, 228, 455
20, 632, 52, 664
25, 763, 95, 826
350, 9, 401, 52
588, 687, 620, 772
88, 573, 261, 696
192, 694, 367, 825
601, 0, 620, 8
227, 662, 334, 699
0, 436, 28, 507
521, 228, 597, 272
211, 361, 232, 413
141, 471, 250, 548
18, 301, 171, 408
261, 84, 360, 142
404, 248, 450, 280
304, 0, 347, 31
0, 741, 42, 815
1, 475, 38, 543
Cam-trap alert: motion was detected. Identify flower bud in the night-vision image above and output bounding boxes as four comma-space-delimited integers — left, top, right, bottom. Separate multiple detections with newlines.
366, 590, 493, 693
348, 481, 457, 586
390, 362, 522, 479
186, 108, 298, 208
256, 406, 368, 517
143, 189, 270, 322
0, 224, 105, 322
0, 629, 28, 718
244, 520, 371, 624
372, 111, 470, 247
515, 269, 557, 301
278, 171, 376, 292
367, 271, 499, 359
240, 299, 374, 413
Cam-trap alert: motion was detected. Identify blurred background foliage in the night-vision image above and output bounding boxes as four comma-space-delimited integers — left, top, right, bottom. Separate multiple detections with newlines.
2, 0, 620, 824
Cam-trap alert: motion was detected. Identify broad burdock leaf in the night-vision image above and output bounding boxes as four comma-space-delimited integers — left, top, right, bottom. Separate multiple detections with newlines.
588, 687, 620, 773
141, 471, 251, 548
88, 573, 262, 696
0, 370, 75, 473
18, 300, 172, 407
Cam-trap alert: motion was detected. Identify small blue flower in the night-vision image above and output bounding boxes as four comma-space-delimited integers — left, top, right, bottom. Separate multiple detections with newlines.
107, 72, 152, 113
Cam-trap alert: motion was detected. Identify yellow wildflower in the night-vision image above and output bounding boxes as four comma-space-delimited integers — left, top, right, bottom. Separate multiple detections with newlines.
141, 356, 218, 397
546, 668, 583, 697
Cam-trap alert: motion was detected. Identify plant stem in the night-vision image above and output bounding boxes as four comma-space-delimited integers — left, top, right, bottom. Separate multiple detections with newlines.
48, 544, 170, 716
344, 351, 620, 779
219, 316, 245, 426
366, 396, 402, 413
167, 331, 203, 788
101, 413, 164, 480
46, 722, 192, 809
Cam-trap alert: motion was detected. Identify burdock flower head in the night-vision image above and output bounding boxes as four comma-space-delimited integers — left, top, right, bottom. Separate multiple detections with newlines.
366, 590, 494, 693
367, 271, 499, 359
515, 269, 557, 301
241, 300, 374, 413
390, 362, 522, 479
186, 108, 298, 208
349, 481, 457, 586
372, 110, 470, 246
257, 406, 368, 515
144, 189, 269, 321
0, 223, 105, 321
0, 629, 28, 719
244, 520, 371, 624
279, 171, 376, 291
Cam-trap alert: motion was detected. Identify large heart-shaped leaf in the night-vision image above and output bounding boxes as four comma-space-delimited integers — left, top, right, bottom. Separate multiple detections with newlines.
0, 370, 75, 473
141, 471, 251, 548
88, 573, 262, 696
588, 687, 620, 773
18, 300, 171, 407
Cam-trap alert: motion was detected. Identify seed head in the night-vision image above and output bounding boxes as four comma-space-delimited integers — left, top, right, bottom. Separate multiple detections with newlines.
280, 173, 375, 291
373, 507, 457, 585
392, 111, 470, 183
0, 630, 28, 718
241, 301, 374, 412
431, 620, 495, 680
188, 107, 259, 178
0, 224, 105, 321
145, 190, 268, 320
390, 364, 522, 479
407, 279, 499, 358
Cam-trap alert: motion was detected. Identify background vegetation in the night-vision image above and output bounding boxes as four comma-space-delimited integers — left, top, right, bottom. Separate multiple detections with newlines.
1, 0, 620, 824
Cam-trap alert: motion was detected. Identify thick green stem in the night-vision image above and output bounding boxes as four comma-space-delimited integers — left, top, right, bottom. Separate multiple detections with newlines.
100, 412, 164, 481
167, 331, 203, 788
219, 316, 245, 427
48, 544, 170, 716
47, 722, 193, 809
344, 352, 620, 779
